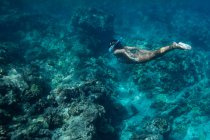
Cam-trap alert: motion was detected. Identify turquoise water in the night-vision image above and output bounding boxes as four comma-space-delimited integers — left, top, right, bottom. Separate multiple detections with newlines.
0, 0, 210, 140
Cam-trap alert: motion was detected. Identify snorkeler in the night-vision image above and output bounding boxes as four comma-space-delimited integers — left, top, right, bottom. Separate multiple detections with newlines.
109, 39, 191, 63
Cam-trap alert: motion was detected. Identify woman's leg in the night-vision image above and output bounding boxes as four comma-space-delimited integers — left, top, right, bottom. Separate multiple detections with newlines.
137, 42, 190, 63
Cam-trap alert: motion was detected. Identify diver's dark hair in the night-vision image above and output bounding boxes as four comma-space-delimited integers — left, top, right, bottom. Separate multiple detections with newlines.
109, 39, 123, 49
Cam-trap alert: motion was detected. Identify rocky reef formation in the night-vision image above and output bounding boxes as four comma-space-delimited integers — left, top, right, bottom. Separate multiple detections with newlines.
0, 65, 122, 139
0, 5, 123, 140
131, 50, 208, 95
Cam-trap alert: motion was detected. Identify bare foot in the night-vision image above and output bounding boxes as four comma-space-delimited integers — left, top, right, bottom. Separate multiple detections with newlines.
178, 42, 192, 50
172, 42, 191, 50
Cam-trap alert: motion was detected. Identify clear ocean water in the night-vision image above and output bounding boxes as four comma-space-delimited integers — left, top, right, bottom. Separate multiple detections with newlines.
0, 0, 210, 140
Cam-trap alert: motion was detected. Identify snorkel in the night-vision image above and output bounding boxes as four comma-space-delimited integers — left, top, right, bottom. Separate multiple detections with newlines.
109, 38, 122, 52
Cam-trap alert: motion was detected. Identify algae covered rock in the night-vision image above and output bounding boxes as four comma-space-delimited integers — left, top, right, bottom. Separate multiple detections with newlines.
55, 80, 110, 104
0, 125, 8, 140
145, 118, 170, 135
132, 50, 208, 94
53, 100, 105, 140
0, 69, 27, 115
10, 116, 52, 140
131, 118, 169, 140
44, 108, 64, 130
0, 109, 12, 125
24, 84, 43, 102
51, 79, 119, 140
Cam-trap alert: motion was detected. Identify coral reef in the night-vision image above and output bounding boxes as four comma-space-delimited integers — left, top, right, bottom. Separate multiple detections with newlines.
145, 118, 170, 135
52, 80, 121, 139
131, 50, 208, 95
55, 80, 110, 103
54, 100, 105, 140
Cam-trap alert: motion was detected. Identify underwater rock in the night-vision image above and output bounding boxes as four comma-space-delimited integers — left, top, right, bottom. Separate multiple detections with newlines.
71, 7, 114, 54
29, 98, 50, 115
145, 118, 170, 135
0, 125, 8, 140
0, 64, 53, 139
20, 64, 51, 104
55, 86, 81, 103
0, 109, 12, 125
52, 77, 121, 139
24, 84, 43, 102
132, 50, 208, 94
54, 100, 105, 140
11, 117, 51, 140
0, 68, 30, 116
44, 108, 64, 130
68, 100, 105, 120
21, 64, 44, 84
1, 68, 28, 92
27, 122, 49, 137
150, 96, 190, 117
55, 80, 109, 104
0, 78, 22, 114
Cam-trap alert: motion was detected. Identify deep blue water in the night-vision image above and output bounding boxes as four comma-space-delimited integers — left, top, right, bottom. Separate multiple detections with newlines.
0, 0, 210, 140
